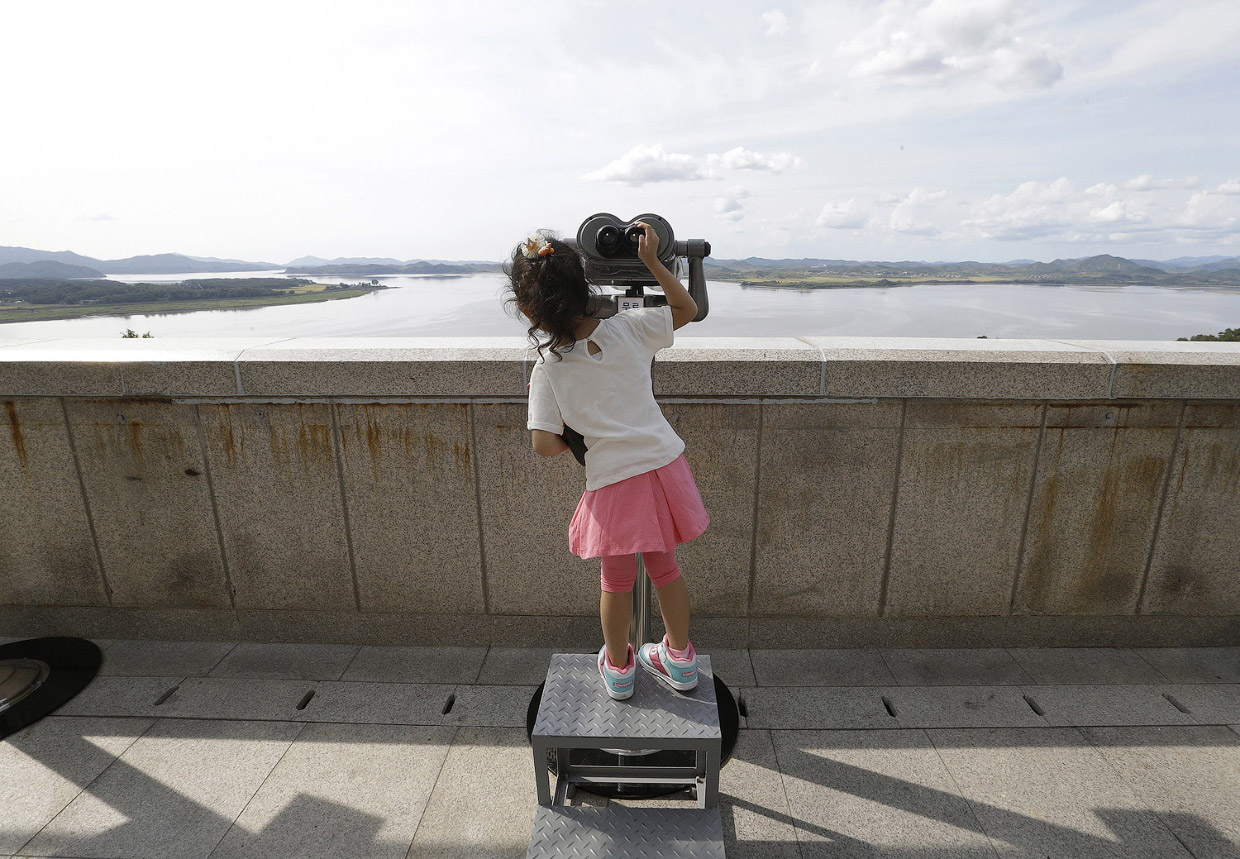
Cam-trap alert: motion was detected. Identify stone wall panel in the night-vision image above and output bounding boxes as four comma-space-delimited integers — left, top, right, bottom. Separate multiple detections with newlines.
472, 403, 598, 616
334, 402, 483, 614
65, 398, 225, 608
1143, 403, 1240, 615
0, 397, 105, 606
752, 401, 902, 617
884, 401, 1042, 617
1014, 402, 1180, 616
199, 402, 352, 610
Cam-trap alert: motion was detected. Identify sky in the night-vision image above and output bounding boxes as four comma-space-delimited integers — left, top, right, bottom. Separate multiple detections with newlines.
3, 0, 1239, 264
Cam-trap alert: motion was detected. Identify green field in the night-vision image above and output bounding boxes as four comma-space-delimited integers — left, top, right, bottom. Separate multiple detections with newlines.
0, 283, 380, 324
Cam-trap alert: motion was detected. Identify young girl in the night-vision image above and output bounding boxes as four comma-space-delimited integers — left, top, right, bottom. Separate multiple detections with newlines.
504, 223, 709, 700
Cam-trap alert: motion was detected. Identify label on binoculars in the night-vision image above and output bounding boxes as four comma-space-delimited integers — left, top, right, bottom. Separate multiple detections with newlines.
618, 297, 644, 312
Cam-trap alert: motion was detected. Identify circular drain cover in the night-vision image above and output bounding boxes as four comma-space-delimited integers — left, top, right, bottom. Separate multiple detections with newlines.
0, 637, 102, 740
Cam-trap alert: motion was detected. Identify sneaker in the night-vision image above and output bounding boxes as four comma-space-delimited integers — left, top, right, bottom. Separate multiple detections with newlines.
598, 643, 635, 700
637, 635, 698, 691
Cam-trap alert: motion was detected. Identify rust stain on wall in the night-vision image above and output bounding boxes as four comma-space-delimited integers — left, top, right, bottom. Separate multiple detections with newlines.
126, 419, 146, 464
3, 400, 27, 469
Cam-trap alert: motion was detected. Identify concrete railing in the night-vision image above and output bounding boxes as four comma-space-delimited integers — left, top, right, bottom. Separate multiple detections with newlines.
2, 336, 1239, 648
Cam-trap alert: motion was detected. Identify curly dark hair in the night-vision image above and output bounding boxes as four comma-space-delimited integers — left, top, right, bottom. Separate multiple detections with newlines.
503, 232, 594, 361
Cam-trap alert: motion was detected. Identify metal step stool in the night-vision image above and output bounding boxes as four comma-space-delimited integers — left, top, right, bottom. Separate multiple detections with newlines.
528, 805, 725, 859
530, 652, 722, 808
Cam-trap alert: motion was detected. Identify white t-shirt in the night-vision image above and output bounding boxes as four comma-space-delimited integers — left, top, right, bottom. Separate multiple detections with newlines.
527, 305, 685, 490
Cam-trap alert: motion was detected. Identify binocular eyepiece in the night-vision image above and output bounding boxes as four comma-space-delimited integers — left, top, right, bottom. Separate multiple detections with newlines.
570, 212, 710, 323
594, 223, 651, 259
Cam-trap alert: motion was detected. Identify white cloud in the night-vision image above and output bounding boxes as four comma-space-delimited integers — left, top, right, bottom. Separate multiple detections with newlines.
887, 188, 949, 235
1217, 178, 1240, 195
1124, 174, 1201, 191
762, 9, 791, 36
1177, 191, 1240, 235
843, 0, 1063, 90
816, 198, 868, 229
583, 144, 705, 186
964, 178, 1144, 241
958, 176, 1240, 244
715, 187, 751, 222
707, 147, 805, 173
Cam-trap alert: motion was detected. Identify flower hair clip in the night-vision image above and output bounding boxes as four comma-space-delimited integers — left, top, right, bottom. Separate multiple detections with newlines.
521, 233, 555, 259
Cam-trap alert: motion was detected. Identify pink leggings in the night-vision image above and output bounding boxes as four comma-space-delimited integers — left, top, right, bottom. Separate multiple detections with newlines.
600, 550, 682, 594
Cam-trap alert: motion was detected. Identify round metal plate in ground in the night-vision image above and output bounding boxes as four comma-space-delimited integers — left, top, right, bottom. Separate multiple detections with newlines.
0, 638, 102, 741
525, 673, 740, 800
0, 658, 51, 711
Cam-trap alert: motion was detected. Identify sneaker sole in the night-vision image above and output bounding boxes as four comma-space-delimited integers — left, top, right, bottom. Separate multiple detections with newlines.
638, 654, 698, 691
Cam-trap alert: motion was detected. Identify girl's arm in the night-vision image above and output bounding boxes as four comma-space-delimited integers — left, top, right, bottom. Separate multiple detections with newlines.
532, 429, 569, 457
636, 222, 697, 330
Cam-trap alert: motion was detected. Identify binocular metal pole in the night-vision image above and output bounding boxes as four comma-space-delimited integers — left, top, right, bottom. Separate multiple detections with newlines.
630, 553, 652, 653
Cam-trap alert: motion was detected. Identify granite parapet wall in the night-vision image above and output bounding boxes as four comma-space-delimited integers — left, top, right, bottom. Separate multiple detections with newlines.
2, 336, 1239, 648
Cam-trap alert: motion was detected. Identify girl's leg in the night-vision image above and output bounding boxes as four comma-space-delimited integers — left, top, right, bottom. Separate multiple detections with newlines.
600, 554, 637, 668
644, 550, 690, 651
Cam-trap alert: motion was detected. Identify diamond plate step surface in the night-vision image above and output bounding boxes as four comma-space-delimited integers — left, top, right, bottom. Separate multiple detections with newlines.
528, 805, 725, 859
534, 653, 720, 745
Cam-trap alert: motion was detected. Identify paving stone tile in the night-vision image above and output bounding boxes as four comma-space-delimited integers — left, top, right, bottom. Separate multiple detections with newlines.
1007, 647, 1166, 684
96, 639, 235, 677
0, 716, 153, 855
1025, 685, 1197, 727
157, 677, 318, 721
56, 676, 186, 718
881, 647, 1034, 686
342, 646, 487, 684
207, 642, 361, 680
772, 729, 997, 856
303, 681, 456, 725
444, 685, 537, 727
209, 723, 456, 859
1167, 684, 1240, 724
750, 649, 896, 686
406, 726, 537, 858
701, 647, 756, 687
740, 686, 895, 730
1133, 647, 1240, 683
888, 686, 1048, 728
718, 729, 802, 859
19, 718, 303, 859
929, 726, 1193, 857
1082, 725, 1240, 859
476, 647, 560, 686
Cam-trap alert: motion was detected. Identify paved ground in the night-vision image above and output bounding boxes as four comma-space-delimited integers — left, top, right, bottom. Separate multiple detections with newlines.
2, 638, 1239, 858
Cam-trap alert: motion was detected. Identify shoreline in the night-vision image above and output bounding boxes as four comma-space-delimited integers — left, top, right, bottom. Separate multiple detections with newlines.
0, 284, 381, 324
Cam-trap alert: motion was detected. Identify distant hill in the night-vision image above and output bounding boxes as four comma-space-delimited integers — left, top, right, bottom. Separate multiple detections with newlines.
0, 260, 106, 279
285, 255, 405, 267
0, 246, 103, 268
1025, 254, 1166, 277
705, 253, 1240, 286
284, 261, 499, 276
101, 253, 273, 274
0, 246, 276, 274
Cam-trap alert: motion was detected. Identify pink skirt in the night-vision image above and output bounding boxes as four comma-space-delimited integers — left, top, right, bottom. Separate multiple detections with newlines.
569, 453, 710, 559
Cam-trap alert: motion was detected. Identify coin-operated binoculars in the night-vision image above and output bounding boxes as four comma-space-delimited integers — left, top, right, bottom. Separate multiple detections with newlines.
568, 213, 710, 322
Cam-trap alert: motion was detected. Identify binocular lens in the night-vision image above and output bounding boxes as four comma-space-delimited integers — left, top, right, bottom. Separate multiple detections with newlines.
597, 225, 621, 254
624, 225, 645, 245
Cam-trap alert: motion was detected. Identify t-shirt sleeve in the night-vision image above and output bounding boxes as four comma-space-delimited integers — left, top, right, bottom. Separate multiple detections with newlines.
626, 305, 674, 357
526, 359, 564, 434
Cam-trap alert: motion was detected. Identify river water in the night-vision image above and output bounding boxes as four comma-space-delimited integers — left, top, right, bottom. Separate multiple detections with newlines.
1, 271, 1238, 341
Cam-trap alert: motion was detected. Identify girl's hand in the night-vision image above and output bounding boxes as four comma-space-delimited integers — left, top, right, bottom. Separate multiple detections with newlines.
635, 221, 659, 266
